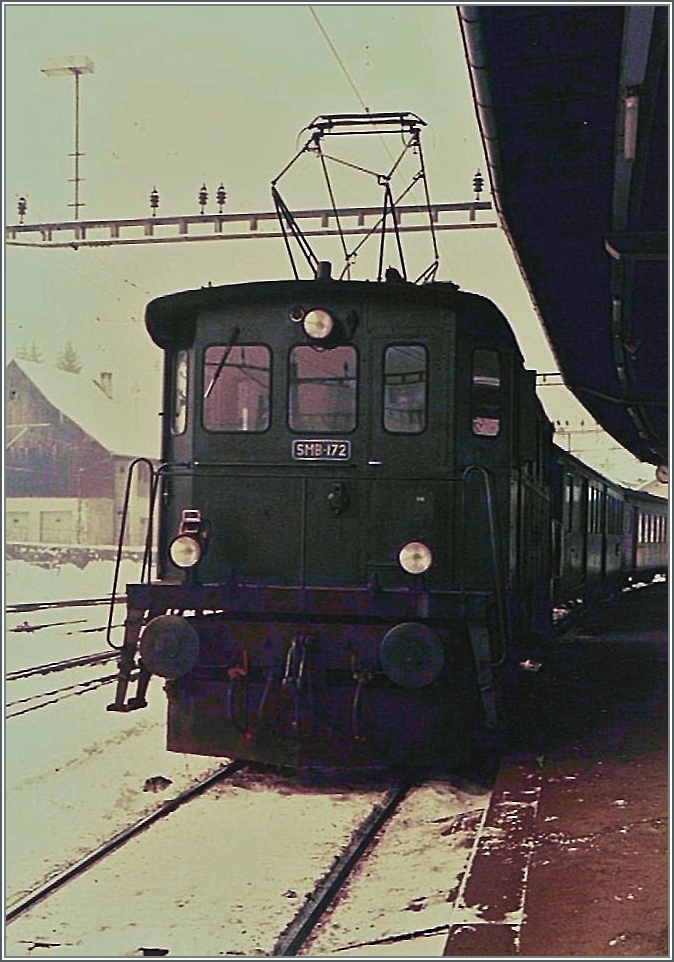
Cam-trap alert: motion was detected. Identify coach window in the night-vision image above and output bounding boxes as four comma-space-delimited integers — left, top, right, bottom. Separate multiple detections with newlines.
587, 485, 602, 533
203, 344, 270, 432
171, 350, 188, 435
383, 345, 427, 434
288, 345, 357, 432
563, 473, 574, 531
471, 349, 501, 437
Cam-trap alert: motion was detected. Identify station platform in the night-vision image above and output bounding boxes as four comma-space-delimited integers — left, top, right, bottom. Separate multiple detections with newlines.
442, 581, 669, 957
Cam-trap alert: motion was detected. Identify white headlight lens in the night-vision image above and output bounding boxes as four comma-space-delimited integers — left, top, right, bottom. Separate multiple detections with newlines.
169, 534, 202, 568
398, 541, 433, 575
303, 309, 334, 340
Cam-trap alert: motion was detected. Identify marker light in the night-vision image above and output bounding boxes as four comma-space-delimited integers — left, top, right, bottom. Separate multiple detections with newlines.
303, 308, 334, 340
169, 534, 203, 568
398, 541, 433, 575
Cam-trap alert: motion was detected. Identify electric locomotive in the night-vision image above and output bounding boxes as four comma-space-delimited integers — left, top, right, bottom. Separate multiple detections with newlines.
106, 112, 666, 769
108, 266, 556, 768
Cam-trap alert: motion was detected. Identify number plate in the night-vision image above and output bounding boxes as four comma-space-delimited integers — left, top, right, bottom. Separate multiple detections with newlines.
292, 439, 351, 461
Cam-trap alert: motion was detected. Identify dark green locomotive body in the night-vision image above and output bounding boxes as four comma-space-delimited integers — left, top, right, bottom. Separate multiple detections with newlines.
110, 274, 556, 767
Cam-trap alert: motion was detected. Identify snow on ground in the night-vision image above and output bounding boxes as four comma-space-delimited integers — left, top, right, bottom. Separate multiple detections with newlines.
6, 559, 140, 606
6, 672, 226, 908
5, 560, 136, 673
303, 780, 490, 957
5, 560, 493, 958
6, 764, 383, 957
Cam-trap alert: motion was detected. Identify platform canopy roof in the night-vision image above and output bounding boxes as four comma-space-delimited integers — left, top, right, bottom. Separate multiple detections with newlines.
459, 6, 668, 469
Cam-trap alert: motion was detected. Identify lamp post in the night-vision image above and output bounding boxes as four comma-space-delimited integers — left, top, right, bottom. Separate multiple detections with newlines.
41, 56, 94, 219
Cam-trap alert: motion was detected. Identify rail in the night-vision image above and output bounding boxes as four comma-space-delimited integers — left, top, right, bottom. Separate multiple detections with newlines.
6, 760, 245, 923
7, 651, 116, 682
273, 774, 417, 955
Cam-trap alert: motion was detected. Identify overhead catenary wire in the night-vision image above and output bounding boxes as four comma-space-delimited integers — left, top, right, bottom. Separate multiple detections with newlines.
307, 6, 370, 114
307, 6, 396, 167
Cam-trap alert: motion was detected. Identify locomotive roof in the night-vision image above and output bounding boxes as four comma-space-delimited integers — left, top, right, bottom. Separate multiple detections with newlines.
145, 278, 522, 357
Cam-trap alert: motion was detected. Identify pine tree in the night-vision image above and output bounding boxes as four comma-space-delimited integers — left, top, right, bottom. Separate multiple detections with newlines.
17, 340, 44, 363
57, 341, 82, 374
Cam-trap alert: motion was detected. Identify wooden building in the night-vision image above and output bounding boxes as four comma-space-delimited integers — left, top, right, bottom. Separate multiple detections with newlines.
6, 359, 160, 548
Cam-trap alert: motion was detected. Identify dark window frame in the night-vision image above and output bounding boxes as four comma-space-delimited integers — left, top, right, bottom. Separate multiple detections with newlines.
170, 349, 189, 437
382, 343, 429, 436
287, 343, 358, 435
202, 341, 272, 434
471, 348, 502, 438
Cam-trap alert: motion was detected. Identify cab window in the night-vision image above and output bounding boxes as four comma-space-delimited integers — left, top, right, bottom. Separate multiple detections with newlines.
171, 349, 188, 435
203, 344, 271, 432
288, 345, 357, 432
383, 344, 427, 434
472, 349, 501, 437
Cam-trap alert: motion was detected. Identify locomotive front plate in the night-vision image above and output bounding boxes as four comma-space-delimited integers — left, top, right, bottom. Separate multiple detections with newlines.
292, 439, 351, 461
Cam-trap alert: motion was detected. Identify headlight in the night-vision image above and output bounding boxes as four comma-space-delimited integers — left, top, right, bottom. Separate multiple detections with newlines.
398, 541, 433, 574
303, 308, 334, 340
169, 534, 203, 568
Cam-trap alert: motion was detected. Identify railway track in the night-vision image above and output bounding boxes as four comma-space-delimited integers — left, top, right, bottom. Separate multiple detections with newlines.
7, 596, 125, 615
7, 651, 117, 682
6, 760, 245, 924
6, 762, 422, 956
273, 774, 416, 955
5, 670, 119, 719
6, 652, 122, 720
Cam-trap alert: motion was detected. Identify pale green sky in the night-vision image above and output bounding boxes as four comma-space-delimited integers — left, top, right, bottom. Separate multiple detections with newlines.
3, 2, 656, 484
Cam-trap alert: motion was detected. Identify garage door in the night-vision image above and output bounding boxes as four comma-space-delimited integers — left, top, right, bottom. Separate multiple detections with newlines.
40, 510, 74, 544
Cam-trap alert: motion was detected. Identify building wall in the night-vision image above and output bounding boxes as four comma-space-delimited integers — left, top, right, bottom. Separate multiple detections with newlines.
6, 497, 114, 546
112, 457, 155, 546
6, 493, 154, 548
6, 363, 158, 548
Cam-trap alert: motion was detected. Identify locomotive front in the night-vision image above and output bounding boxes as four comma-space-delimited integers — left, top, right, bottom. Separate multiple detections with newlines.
108, 271, 521, 769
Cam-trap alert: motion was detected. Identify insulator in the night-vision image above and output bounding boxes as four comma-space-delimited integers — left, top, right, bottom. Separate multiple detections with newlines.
149, 187, 159, 214
17, 196, 27, 221
198, 183, 208, 212
473, 170, 484, 198
216, 183, 227, 210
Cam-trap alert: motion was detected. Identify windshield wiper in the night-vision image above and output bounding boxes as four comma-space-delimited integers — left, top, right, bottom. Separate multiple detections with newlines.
204, 325, 240, 399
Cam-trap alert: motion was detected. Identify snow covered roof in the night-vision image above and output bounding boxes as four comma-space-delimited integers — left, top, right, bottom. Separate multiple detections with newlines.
8, 358, 161, 459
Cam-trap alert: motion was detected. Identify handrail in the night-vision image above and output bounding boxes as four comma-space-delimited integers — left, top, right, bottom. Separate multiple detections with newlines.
461, 464, 510, 665
106, 458, 158, 650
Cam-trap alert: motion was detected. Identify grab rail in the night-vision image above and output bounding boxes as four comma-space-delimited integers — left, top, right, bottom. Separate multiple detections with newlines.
106, 458, 159, 649
461, 464, 510, 665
